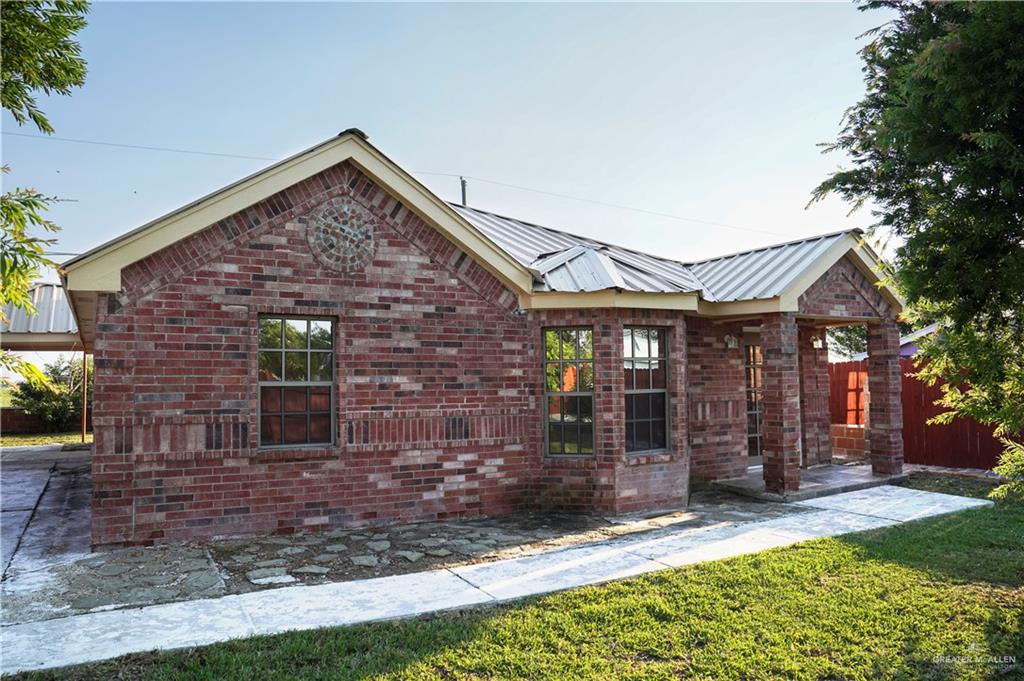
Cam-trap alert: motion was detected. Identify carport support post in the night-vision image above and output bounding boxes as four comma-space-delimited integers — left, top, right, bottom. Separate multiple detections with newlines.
81, 349, 88, 444
761, 313, 802, 494
866, 321, 903, 475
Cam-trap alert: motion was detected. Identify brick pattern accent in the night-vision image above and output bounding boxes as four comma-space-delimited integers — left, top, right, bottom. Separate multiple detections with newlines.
798, 256, 893, 319
761, 313, 802, 493
798, 324, 832, 466
866, 321, 904, 475
686, 317, 747, 482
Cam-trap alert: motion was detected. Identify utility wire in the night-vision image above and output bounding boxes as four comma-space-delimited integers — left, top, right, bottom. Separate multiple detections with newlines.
423, 173, 788, 237
2, 131, 276, 161
7, 131, 787, 237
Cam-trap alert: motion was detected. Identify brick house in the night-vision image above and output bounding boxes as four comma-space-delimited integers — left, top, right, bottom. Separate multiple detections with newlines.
62, 130, 905, 547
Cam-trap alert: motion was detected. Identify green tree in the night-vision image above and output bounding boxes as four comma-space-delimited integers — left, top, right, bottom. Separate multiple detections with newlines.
1, 0, 89, 134
813, 1, 1024, 496
0, 0, 89, 386
11, 354, 93, 432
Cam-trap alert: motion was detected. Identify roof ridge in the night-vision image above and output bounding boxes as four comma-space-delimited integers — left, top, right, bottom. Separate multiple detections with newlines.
451, 202, 694, 272
685, 228, 861, 267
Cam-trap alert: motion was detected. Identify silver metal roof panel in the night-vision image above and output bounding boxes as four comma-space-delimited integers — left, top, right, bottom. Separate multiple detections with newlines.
1, 284, 78, 335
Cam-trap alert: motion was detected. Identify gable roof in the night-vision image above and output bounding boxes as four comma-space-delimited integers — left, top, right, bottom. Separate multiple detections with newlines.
62, 130, 902, 350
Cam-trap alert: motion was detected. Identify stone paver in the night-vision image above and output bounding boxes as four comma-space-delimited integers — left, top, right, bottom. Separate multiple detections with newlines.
0, 486, 993, 675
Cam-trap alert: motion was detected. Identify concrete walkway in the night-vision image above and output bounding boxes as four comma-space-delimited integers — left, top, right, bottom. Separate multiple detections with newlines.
0, 485, 991, 675
1, 447, 91, 576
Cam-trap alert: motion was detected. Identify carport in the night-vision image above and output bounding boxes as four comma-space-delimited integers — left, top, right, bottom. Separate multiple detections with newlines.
1, 282, 90, 442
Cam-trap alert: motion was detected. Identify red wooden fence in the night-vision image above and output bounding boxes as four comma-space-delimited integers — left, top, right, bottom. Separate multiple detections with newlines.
828, 359, 1004, 469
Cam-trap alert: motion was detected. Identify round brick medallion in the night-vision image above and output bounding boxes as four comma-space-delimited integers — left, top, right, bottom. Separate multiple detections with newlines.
306, 197, 377, 271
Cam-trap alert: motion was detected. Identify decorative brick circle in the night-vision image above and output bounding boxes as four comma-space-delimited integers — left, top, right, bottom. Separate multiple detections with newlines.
306, 197, 377, 271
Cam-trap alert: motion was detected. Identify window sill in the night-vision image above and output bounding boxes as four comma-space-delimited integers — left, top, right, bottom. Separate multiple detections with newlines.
624, 449, 675, 466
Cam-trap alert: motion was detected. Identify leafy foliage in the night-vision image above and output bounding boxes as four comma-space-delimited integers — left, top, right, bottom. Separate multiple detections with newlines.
814, 1, 1024, 475
0, 167, 60, 320
0, 0, 89, 386
813, 2, 1024, 329
990, 439, 1024, 502
0, 0, 88, 134
827, 326, 867, 360
11, 355, 93, 432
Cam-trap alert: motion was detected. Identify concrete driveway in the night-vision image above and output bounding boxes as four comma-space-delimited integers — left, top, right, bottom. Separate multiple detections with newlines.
1, 445, 91, 576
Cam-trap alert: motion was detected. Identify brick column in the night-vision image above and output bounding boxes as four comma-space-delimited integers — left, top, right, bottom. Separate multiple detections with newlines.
866, 321, 904, 475
595, 316, 624, 511
798, 324, 832, 466
761, 313, 802, 493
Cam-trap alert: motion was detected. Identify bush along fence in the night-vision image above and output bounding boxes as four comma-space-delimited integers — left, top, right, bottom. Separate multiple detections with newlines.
828, 359, 1003, 470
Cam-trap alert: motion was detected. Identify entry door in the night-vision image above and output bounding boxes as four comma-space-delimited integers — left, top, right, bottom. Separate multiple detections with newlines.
744, 343, 764, 466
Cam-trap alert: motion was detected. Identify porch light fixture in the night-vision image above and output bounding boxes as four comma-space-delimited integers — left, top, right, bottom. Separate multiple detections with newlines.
811, 335, 825, 349
724, 333, 739, 349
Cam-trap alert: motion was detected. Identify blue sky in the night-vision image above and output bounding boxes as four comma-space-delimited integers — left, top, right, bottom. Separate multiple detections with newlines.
2, 1, 891, 267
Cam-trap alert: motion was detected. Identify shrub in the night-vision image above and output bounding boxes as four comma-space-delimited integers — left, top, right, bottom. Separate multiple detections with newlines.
10, 355, 93, 432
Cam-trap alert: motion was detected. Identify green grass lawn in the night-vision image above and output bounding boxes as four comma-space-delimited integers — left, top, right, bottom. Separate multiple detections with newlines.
17, 479, 1023, 681
0, 431, 93, 448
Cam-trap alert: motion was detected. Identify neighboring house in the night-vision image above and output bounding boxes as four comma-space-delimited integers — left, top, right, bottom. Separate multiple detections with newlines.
61, 130, 906, 547
849, 322, 940, 360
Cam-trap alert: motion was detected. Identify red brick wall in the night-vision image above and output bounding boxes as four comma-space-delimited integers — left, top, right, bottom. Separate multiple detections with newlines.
685, 317, 746, 482
527, 309, 689, 515
91, 161, 539, 546
831, 424, 866, 460
90, 161, 693, 546
798, 256, 894, 319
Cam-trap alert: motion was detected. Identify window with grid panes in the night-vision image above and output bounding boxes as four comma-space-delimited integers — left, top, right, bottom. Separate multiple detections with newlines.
543, 328, 594, 456
624, 327, 668, 453
258, 317, 334, 446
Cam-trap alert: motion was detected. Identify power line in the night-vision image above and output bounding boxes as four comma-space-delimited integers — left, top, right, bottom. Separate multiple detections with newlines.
2, 131, 276, 161
452, 175, 789, 237
7, 131, 787, 237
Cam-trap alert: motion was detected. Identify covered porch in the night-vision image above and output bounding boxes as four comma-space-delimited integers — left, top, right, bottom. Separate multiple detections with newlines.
716, 311, 905, 500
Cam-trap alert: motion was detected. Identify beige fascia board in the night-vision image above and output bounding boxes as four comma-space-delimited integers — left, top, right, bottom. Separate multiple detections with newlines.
846, 239, 906, 312
522, 290, 700, 311
343, 145, 534, 294
64, 134, 535, 295
0, 332, 82, 351
695, 298, 786, 316
776, 236, 863, 311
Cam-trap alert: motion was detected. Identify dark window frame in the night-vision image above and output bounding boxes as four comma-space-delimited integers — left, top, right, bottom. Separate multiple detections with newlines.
258, 316, 335, 448
624, 326, 669, 454
543, 326, 595, 457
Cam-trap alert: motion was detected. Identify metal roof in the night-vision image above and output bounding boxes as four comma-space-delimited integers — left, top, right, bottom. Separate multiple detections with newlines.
453, 203, 856, 301
1, 282, 79, 350
686, 230, 851, 302
452, 204, 705, 294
